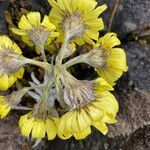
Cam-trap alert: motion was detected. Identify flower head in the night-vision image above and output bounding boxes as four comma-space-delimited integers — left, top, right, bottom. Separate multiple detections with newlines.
0, 36, 24, 90
19, 113, 57, 140
12, 12, 59, 54
48, 0, 107, 45
0, 88, 31, 118
95, 33, 128, 85
56, 77, 118, 139
54, 65, 95, 109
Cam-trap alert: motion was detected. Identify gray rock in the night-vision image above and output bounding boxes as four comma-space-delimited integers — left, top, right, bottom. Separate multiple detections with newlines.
124, 42, 150, 91
0, 1, 9, 34
98, 0, 150, 39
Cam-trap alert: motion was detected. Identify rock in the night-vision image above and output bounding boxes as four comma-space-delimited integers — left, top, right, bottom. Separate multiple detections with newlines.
0, 111, 46, 150
98, 0, 150, 39
19, 0, 50, 15
123, 125, 150, 150
125, 42, 150, 91
0, 1, 9, 34
45, 131, 125, 150
109, 88, 150, 138
0, 112, 31, 149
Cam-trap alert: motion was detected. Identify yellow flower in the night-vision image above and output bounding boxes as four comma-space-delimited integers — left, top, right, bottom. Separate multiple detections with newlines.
0, 36, 24, 91
95, 33, 128, 85
56, 78, 118, 140
19, 113, 57, 140
0, 96, 11, 119
48, 0, 107, 45
12, 12, 59, 54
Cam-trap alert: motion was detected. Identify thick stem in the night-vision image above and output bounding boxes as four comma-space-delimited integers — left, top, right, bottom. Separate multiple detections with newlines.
23, 57, 51, 70
56, 34, 69, 64
38, 72, 53, 107
35, 41, 48, 63
39, 46, 47, 63
64, 54, 87, 68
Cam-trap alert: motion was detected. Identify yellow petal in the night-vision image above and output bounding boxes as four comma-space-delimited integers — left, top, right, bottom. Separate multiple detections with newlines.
86, 105, 104, 121
62, 0, 72, 14
94, 77, 114, 93
0, 104, 11, 118
50, 31, 60, 38
84, 29, 99, 40
0, 96, 5, 101
84, 4, 107, 21
95, 92, 119, 116
97, 32, 121, 49
15, 68, 24, 79
108, 48, 128, 71
0, 74, 9, 91
103, 113, 118, 124
46, 119, 56, 140
96, 67, 125, 85
48, 0, 63, 14
57, 113, 68, 134
0, 36, 13, 48
21, 118, 34, 137
18, 15, 32, 31
93, 120, 108, 135
26, 12, 41, 26
12, 42, 22, 54
41, 16, 56, 30
70, 111, 80, 133
74, 127, 91, 140
21, 36, 34, 47
83, 0, 97, 12
11, 28, 27, 36
32, 121, 45, 138
8, 74, 17, 88
85, 18, 104, 31
83, 35, 95, 45
77, 109, 91, 132
19, 114, 29, 128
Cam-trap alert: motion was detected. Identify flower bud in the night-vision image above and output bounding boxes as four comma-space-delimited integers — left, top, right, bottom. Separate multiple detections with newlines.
54, 65, 95, 109
0, 49, 26, 75
0, 88, 30, 118
84, 47, 109, 69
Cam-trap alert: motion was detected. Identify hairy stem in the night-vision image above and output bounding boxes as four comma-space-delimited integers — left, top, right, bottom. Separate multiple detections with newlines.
64, 54, 87, 68
36, 42, 47, 63
56, 34, 69, 64
24, 57, 51, 70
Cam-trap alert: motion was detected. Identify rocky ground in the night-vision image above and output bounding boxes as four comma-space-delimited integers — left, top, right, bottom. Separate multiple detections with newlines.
0, 0, 149, 150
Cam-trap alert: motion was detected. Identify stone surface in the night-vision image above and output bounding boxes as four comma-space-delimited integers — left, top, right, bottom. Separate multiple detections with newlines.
109, 88, 150, 138
0, 1, 9, 34
99, 0, 150, 39
123, 125, 150, 150
125, 42, 150, 91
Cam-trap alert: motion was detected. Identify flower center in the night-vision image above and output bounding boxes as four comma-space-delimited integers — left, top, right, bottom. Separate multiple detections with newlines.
86, 47, 110, 70
62, 10, 88, 39
28, 26, 50, 47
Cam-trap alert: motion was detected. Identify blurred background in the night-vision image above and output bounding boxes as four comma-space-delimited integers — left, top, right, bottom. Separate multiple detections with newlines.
0, 0, 149, 149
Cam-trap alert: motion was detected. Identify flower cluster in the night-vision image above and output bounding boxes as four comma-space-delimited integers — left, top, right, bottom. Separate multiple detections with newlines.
0, 0, 127, 141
